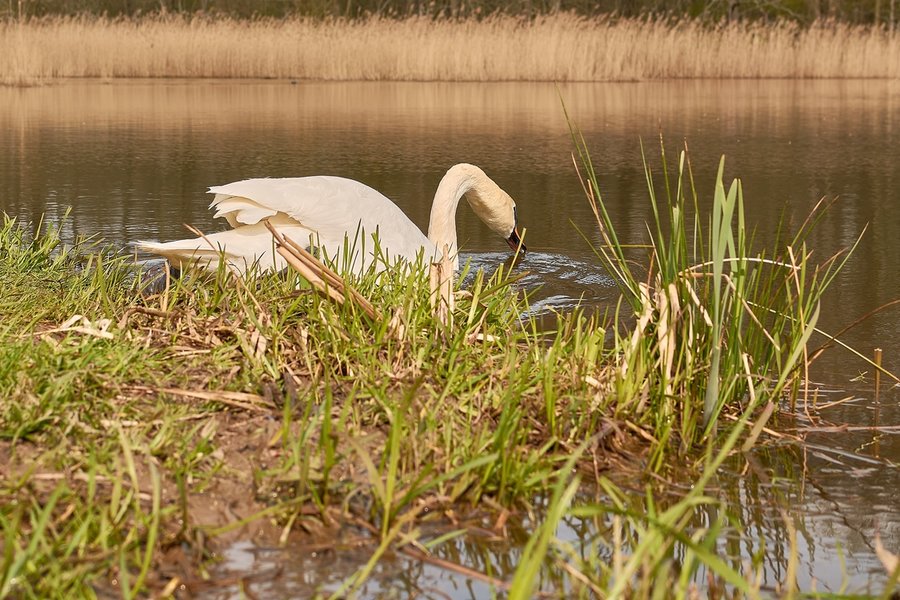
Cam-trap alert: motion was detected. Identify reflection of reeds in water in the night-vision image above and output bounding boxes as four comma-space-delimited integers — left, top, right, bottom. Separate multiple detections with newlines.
2, 15, 900, 84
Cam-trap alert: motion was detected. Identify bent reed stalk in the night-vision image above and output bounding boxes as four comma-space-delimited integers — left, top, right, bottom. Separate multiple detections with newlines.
3, 14, 900, 85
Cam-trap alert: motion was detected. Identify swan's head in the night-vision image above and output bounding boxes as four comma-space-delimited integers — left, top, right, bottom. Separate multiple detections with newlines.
452, 164, 527, 254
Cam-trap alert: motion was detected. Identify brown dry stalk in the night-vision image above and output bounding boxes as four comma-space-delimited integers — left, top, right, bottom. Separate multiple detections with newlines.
429, 244, 454, 327
793, 424, 900, 433
399, 547, 517, 594
3, 16, 900, 85
265, 221, 381, 321
126, 384, 275, 412
875, 534, 900, 577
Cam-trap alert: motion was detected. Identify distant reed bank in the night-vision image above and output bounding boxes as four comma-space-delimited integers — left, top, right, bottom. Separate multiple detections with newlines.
3, 15, 900, 84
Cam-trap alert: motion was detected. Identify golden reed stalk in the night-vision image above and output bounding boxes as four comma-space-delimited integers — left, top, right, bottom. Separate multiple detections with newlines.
2, 14, 899, 85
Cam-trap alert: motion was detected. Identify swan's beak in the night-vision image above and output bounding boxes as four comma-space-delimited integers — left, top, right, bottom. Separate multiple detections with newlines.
506, 227, 526, 253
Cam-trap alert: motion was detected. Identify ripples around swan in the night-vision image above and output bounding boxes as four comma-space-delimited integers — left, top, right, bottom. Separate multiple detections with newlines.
462, 250, 616, 316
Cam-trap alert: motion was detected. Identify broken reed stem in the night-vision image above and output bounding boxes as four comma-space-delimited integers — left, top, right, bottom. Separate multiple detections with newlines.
265, 220, 381, 321
125, 385, 275, 412
874, 347, 883, 399
429, 243, 454, 327
277, 244, 346, 304
398, 547, 526, 596
874, 346, 883, 458
283, 241, 380, 320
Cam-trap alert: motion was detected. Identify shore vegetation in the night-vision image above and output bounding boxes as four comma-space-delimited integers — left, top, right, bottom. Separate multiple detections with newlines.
3, 14, 900, 85
0, 137, 872, 596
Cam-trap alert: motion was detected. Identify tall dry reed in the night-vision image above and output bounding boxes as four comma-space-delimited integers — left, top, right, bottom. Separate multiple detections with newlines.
2, 14, 900, 84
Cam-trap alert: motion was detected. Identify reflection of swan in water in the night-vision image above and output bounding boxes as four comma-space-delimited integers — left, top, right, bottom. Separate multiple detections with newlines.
462, 251, 616, 315
138, 163, 525, 274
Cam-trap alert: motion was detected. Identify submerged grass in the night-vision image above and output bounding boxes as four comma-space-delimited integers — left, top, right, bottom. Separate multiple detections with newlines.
3, 14, 900, 85
0, 134, 868, 596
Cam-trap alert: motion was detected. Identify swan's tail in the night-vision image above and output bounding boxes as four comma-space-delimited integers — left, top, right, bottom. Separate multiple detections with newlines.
136, 221, 313, 275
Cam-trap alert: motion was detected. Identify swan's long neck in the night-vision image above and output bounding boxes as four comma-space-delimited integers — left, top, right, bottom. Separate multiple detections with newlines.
426, 163, 514, 270
426, 169, 475, 268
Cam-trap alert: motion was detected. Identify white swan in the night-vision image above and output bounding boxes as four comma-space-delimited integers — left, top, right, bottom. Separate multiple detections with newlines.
138, 163, 525, 275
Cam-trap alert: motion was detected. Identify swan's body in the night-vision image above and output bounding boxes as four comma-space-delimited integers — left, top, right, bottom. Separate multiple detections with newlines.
138, 163, 524, 275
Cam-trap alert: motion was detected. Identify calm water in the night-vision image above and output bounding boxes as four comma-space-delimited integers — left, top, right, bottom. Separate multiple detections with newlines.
2, 80, 899, 596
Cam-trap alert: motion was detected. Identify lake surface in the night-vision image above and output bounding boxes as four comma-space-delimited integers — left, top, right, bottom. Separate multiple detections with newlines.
2, 80, 899, 596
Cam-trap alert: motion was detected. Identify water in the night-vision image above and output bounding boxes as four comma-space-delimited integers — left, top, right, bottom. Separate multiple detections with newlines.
2, 80, 899, 595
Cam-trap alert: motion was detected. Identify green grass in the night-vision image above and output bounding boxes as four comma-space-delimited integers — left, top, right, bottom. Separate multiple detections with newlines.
0, 212, 594, 597
0, 132, 868, 597
568, 127, 860, 462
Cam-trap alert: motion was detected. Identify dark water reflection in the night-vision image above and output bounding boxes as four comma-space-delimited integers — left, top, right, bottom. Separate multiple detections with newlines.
2, 80, 899, 595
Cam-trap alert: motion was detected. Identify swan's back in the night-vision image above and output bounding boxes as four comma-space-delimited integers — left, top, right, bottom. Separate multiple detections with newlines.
138, 176, 436, 275
211, 176, 435, 271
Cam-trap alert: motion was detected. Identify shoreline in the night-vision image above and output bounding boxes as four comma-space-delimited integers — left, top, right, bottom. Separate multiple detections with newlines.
6, 74, 900, 91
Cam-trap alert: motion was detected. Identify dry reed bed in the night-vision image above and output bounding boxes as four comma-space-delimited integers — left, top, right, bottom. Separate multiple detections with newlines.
2, 15, 900, 84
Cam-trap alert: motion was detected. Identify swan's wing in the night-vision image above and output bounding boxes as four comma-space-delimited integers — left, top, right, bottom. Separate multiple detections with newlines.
208, 176, 436, 267
136, 219, 315, 275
